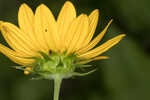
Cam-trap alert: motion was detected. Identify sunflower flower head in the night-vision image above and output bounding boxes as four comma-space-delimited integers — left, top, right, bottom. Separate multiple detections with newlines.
0, 1, 125, 80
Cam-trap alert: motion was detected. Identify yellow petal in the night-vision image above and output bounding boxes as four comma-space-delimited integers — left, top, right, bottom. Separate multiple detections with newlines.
18, 3, 39, 51
35, 4, 58, 52
77, 19, 113, 55
57, 1, 76, 52
0, 44, 33, 65
78, 34, 126, 58
0, 22, 36, 56
84, 9, 99, 46
93, 56, 109, 60
18, 3, 34, 33
66, 14, 89, 54
74, 15, 89, 51
78, 56, 109, 64
0, 21, 3, 27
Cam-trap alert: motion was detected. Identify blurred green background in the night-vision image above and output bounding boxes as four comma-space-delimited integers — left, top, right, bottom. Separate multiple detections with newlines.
0, 0, 150, 100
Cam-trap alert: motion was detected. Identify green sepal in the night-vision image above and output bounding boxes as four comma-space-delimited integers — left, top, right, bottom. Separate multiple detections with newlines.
14, 51, 97, 80
76, 64, 92, 68
72, 68, 97, 77
12, 66, 25, 71
31, 77, 44, 80
38, 51, 51, 61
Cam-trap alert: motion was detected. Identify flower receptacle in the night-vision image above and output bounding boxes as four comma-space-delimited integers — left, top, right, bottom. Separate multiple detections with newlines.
15, 51, 94, 80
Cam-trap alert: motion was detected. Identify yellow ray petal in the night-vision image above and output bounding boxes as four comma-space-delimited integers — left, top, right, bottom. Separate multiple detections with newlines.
18, 3, 34, 33
0, 22, 36, 56
0, 21, 2, 27
78, 34, 126, 58
83, 9, 99, 46
0, 44, 33, 65
76, 19, 113, 55
78, 56, 109, 64
18, 3, 39, 51
93, 56, 109, 60
74, 15, 89, 51
0, 22, 27, 56
35, 4, 58, 52
66, 14, 88, 54
57, 1, 76, 52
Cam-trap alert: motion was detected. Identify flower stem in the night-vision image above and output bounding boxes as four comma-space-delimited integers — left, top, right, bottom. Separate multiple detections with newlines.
53, 74, 62, 100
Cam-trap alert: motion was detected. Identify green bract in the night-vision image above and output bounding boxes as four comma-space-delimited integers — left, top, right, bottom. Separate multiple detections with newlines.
15, 51, 96, 80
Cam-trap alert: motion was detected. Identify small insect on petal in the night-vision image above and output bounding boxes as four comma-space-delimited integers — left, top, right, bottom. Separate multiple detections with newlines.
24, 71, 30, 75
26, 67, 32, 70
24, 67, 32, 75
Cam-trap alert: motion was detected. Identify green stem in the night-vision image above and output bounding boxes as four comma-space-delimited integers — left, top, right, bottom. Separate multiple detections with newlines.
53, 74, 62, 100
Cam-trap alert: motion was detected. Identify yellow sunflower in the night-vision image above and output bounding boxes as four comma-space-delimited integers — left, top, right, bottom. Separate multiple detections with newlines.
0, 1, 125, 78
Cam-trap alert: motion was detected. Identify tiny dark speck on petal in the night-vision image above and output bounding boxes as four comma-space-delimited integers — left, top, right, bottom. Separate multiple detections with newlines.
49, 50, 51, 55
45, 29, 48, 32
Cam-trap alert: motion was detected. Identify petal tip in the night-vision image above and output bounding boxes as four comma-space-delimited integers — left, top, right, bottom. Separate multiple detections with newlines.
94, 56, 110, 60
0, 21, 3, 28
63, 1, 75, 10
89, 9, 99, 18
94, 9, 99, 14
120, 34, 126, 38
110, 19, 113, 23
37, 3, 47, 8
79, 14, 88, 18
20, 3, 29, 9
103, 56, 109, 59
64, 1, 74, 6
